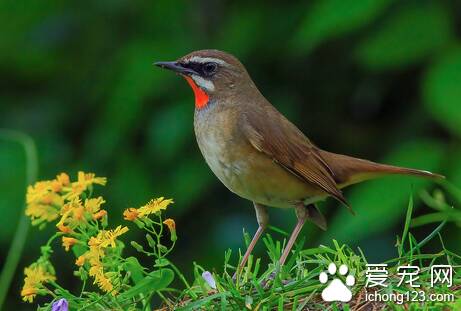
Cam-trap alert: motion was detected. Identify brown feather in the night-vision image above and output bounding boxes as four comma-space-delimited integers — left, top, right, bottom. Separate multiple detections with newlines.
239, 104, 350, 209
238, 99, 443, 212
317, 150, 445, 187
305, 204, 327, 230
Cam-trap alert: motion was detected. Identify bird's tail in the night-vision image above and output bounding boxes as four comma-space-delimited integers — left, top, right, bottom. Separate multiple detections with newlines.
318, 150, 444, 188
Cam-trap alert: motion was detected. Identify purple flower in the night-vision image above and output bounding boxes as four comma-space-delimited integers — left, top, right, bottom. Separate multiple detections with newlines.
202, 271, 217, 289
52, 298, 68, 311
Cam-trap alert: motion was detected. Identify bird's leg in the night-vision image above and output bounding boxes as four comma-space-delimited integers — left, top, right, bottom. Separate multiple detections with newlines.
234, 203, 268, 278
261, 204, 308, 287
278, 203, 308, 266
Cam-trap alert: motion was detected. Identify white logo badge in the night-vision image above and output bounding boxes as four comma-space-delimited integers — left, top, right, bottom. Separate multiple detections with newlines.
319, 263, 355, 302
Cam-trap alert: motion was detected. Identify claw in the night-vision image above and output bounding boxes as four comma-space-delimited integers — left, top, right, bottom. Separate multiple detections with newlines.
260, 271, 276, 288
260, 271, 292, 288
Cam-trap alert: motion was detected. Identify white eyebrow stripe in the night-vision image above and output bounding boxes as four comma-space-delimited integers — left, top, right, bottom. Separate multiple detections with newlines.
187, 56, 227, 65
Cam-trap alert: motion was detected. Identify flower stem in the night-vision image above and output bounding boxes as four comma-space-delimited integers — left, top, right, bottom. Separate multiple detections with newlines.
166, 260, 197, 298
0, 130, 38, 309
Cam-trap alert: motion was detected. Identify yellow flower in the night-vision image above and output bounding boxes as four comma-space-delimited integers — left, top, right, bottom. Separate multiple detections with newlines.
100, 226, 129, 248
84, 197, 105, 214
50, 180, 62, 193
62, 237, 77, 251
88, 236, 103, 249
74, 206, 85, 221
62, 172, 107, 201
26, 181, 52, 204
96, 273, 114, 293
25, 202, 61, 224
87, 255, 116, 295
92, 210, 107, 220
81, 247, 113, 294
56, 199, 85, 230
163, 218, 177, 242
57, 224, 72, 233
62, 182, 86, 201
77, 171, 107, 187
163, 218, 175, 231
25, 183, 63, 225
75, 255, 86, 266
81, 226, 128, 295
20, 287, 37, 303
21, 264, 56, 303
56, 172, 70, 186
87, 226, 128, 250
40, 193, 54, 205
51, 173, 70, 193
89, 264, 114, 293
62, 198, 83, 213
89, 264, 103, 279
123, 208, 139, 221
137, 197, 173, 218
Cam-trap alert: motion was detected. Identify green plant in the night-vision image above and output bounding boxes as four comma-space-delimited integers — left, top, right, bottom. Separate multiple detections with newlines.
17, 171, 461, 310
20, 172, 178, 310
169, 191, 460, 310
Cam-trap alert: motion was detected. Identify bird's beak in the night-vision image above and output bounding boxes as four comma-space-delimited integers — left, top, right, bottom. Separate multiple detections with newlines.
154, 61, 198, 76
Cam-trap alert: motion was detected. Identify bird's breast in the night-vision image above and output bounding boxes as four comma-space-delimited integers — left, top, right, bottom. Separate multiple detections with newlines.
193, 103, 322, 208
194, 104, 248, 191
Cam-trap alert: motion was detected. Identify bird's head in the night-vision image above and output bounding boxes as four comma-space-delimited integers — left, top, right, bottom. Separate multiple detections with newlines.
155, 49, 256, 109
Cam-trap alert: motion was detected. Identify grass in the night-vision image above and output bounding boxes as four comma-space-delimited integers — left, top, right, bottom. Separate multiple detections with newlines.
162, 190, 461, 310
1, 130, 460, 310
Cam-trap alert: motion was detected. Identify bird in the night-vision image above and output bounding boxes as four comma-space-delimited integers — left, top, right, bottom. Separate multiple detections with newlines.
154, 49, 443, 275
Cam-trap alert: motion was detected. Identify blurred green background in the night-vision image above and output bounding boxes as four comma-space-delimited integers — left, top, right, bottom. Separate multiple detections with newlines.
1, 0, 461, 309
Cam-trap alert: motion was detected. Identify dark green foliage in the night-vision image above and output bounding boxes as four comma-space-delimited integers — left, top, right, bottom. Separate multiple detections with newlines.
1, 0, 461, 309
119, 269, 174, 300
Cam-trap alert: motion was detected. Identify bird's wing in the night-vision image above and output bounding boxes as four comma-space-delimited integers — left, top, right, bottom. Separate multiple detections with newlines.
240, 106, 349, 208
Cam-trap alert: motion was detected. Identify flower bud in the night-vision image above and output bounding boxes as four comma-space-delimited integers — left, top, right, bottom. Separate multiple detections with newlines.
130, 241, 144, 252
146, 234, 155, 249
163, 218, 177, 242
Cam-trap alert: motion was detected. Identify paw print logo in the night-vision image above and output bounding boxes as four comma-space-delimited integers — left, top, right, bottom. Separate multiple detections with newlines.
319, 263, 355, 302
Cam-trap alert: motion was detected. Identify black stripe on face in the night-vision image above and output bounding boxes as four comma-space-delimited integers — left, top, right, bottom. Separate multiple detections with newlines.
181, 61, 218, 78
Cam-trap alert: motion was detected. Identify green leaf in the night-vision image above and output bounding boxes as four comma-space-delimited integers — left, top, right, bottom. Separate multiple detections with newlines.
355, 3, 453, 70
71, 244, 88, 259
423, 47, 461, 137
123, 257, 145, 284
175, 293, 229, 311
398, 196, 413, 256
119, 268, 174, 299
292, 0, 392, 52
322, 140, 444, 244
0, 142, 26, 243
155, 258, 169, 268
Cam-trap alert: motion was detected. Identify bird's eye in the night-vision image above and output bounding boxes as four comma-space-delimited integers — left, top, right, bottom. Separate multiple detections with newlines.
202, 62, 218, 75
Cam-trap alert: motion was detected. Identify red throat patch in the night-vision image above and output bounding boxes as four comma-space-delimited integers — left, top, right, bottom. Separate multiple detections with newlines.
184, 76, 209, 109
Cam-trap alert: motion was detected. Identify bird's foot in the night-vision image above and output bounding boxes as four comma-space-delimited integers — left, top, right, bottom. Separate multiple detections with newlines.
260, 271, 276, 288
260, 271, 291, 288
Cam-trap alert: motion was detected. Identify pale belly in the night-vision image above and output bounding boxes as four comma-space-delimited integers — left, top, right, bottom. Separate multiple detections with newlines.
195, 116, 324, 208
